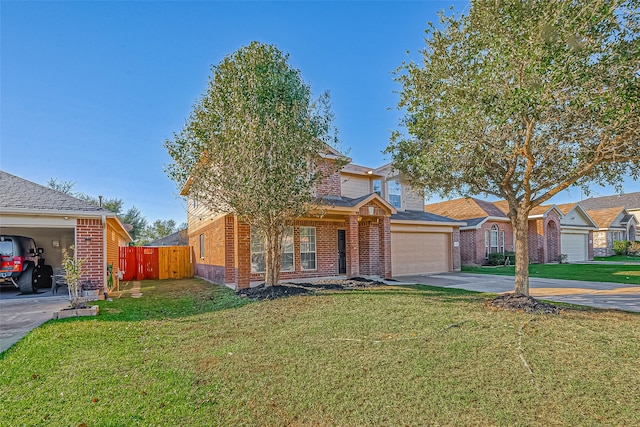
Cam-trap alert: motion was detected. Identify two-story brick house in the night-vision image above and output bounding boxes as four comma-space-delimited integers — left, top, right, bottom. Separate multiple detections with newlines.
184, 155, 463, 289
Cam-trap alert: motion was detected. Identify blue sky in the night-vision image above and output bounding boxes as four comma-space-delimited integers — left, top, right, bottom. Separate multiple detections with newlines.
1, 1, 638, 224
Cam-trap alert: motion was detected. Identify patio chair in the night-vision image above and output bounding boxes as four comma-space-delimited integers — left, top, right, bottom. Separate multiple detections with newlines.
52, 268, 67, 295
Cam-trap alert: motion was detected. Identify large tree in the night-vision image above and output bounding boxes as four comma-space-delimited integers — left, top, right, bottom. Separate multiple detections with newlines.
165, 41, 341, 287
387, 0, 640, 295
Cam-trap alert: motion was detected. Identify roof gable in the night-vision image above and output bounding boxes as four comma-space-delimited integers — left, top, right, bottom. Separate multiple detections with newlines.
557, 203, 597, 228
585, 206, 627, 229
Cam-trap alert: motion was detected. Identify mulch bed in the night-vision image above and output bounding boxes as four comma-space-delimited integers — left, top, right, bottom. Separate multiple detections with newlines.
237, 277, 386, 300
488, 293, 561, 314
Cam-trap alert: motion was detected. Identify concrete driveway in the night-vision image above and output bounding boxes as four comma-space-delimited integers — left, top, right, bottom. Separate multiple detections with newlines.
0, 287, 71, 353
395, 272, 640, 312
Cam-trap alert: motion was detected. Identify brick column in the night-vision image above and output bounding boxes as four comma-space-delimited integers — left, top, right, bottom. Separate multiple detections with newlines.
236, 219, 251, 290
224, 215, 236, 284
346, 214, 360, 277
378, 216, 391, 279
76, 218, 104, 290
452, 228, 461, 271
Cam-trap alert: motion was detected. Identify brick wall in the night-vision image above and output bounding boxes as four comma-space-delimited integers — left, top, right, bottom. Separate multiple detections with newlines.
358, 221, 380, 276
452, 228, 461, 271
189, 216, 227, 285
588, 230, 594, 260
76, 218, 104, 291
378, 216, 391, 278
459, 229, 477, 265
315, 160, 342, 197
248, 220, 341, 284
462, 221, 514, 265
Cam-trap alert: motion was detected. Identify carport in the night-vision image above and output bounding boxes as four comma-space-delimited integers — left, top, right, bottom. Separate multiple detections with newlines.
0, 170, 132, 294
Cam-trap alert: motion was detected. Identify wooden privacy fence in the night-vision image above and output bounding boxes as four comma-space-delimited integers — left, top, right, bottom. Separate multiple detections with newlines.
119, 246, 194, 281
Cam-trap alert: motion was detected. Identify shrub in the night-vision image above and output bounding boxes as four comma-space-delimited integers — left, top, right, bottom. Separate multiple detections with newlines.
613, 240, 630, 255
558, 254, 568, 264
628, 241, 640, 256
504, 251, 516, 265
487, 252, 505, 266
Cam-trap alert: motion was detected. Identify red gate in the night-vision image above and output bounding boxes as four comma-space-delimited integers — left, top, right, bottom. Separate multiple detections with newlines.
119, 247, 159, 280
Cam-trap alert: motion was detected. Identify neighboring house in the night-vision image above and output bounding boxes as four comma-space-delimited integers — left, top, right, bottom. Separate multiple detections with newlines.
583, 207, 637, 257
579, 192, 640, 227
183, 152, 463, 289
424, 198, 563, 265
0, 170, 132, 291
144, 229, 189, 246
555, 203, 597, 262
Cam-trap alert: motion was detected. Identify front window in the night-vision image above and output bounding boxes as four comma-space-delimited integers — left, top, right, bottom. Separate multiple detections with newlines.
251, 227, 295, 273
300, 227, 317, 270
485, 225, 504, 258
388, 180, 402, 209
199, 234, 205, 259
251, 228, 266, 273
282, 227, 294, 271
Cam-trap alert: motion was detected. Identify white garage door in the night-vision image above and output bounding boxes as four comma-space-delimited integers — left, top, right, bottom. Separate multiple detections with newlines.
391, 232, 451, 275
561, 232, 588, 262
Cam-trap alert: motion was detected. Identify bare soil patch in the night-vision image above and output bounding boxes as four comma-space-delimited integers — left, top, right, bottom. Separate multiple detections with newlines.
489, 292, 561, 314
237, 277, 386, 300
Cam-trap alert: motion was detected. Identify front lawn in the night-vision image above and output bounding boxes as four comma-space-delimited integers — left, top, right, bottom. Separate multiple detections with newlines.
594, 255, 640, 263
462, 263, 640, 284
2, 279, 640, 426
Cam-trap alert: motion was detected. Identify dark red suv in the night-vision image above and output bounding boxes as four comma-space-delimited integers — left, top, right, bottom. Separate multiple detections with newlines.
0, 235, 50, 293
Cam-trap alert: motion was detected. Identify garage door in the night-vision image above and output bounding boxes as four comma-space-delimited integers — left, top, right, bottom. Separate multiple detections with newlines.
391, 232, 451, 275
561, 232, 588, 262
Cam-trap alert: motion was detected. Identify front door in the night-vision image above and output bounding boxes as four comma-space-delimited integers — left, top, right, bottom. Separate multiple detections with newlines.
337, 230, 346, 274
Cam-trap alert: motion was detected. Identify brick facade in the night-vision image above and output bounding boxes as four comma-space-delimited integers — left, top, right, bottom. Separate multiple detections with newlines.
315, 160, 342, 197
76, 218, 104, 291
460, 220, 514, 266
459, 212, 563, 266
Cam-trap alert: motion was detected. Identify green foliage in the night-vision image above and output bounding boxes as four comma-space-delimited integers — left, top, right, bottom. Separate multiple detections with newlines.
61, 245, 85, 306
504, 251, 516, 265
629, 241, 640, 256
138, 219, 177, 245
46, 178, 75, 194
165, 41, 342, 286
119, 206, 148, 243
488, 252, 505, 266
614, 240, 631, 255
387, 0, 640, 295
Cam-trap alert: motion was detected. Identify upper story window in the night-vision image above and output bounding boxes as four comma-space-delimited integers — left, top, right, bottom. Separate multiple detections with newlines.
388, 180, 402, 209
372, 179, 382, 196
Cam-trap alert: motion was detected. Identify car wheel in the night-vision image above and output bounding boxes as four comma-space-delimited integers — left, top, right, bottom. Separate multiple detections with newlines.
18, 263, 36, 293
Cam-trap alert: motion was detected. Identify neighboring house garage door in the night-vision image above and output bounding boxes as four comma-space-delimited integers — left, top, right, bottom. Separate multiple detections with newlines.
561, 232, 588, 262
391, 231, 451, 275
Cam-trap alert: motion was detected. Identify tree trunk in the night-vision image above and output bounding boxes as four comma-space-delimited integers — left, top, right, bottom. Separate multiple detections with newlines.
264, 225, 283, 288
512, 212, 531, 296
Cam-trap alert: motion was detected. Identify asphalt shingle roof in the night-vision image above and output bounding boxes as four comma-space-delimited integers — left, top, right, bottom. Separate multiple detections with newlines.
579, 192, 640, 210
392, 210, 462, 223
0, 170, 112, 214
144, 229, 189, 246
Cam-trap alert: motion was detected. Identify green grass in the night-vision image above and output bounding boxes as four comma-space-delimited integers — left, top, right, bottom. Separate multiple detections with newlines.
2, 279, 640, 426
462, 263, 640, 284
594, 255, 640, 263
